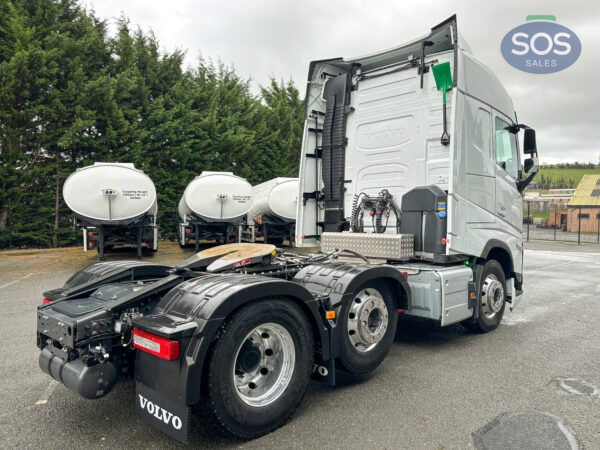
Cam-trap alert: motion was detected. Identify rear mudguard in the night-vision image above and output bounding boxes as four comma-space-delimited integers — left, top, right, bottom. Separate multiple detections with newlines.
134, 262, 411, 406
43, 261, 173, 300
292, 262, 412, 310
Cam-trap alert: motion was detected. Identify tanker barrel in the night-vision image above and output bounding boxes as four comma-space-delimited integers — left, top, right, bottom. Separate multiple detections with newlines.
63, 163, 157, 227
247, 178, 299, 225
178, 172, 253, 223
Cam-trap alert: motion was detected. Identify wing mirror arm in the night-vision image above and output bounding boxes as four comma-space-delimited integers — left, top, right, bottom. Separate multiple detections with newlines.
518, 156, 538, 193
511, 124, 538, 193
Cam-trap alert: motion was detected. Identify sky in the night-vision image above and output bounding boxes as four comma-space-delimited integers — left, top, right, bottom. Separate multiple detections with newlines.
83, 0, 600, 164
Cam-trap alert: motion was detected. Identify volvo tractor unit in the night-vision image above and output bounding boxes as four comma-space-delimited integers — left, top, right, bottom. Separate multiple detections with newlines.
36, 16, 538, 443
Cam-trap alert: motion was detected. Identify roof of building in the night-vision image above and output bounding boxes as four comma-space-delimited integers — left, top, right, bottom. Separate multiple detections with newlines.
568, 174, 600, 207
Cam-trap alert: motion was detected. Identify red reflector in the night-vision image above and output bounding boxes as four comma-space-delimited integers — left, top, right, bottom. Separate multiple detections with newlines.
133, 329, 180, 361
42, 297, 53, 305
441, 237, 448, 245
257, 214, 263, 225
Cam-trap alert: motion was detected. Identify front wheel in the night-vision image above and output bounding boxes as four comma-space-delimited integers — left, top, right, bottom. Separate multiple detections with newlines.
204, 299, 313, 438
462, 259, 507, 333
338, 281, 397, 375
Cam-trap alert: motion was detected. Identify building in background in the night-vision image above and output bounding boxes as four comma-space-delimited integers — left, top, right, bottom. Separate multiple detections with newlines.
567, 175, 600, 233
524, 188, 575, 226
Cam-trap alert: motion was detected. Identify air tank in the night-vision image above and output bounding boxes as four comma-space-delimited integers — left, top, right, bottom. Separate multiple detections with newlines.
63, 163, 157, 226
178, 172, 253, 223
247, 178, 299, 224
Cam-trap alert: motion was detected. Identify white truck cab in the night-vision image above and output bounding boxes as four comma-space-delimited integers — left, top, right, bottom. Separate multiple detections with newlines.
295, 16, 538, 315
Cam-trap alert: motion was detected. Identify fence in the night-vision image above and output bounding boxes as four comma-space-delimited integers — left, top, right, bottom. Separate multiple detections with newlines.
523, 201, 600, 245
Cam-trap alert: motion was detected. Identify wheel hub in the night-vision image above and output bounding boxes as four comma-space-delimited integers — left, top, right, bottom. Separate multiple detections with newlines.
233, 323, 295, 407
481, 274, 505, 318
236, 341, 261, 373
347, 288, 389, 353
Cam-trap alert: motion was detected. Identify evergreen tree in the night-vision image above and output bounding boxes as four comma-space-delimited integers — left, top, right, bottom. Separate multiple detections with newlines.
0, 0, 306, 248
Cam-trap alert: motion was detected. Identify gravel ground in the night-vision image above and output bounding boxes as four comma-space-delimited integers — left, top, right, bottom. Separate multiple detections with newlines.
0, 241, 599, 449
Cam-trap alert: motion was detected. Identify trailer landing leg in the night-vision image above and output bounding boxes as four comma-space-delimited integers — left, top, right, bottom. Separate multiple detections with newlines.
98, 229, 105, 261
136, 227, 143, 259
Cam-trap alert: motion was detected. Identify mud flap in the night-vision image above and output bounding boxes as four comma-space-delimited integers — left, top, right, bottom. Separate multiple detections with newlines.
136, 382, 190, 443
311, 358, 336, 385
506, 278, 522, 311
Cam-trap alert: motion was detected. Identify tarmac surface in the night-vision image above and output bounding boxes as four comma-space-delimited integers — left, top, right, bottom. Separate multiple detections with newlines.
0, 241, 599, 449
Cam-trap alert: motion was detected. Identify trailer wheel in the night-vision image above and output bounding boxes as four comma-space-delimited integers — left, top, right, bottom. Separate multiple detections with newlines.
205, 299, 313, 438
462, 259, 506, 333
338, 281, 397, 375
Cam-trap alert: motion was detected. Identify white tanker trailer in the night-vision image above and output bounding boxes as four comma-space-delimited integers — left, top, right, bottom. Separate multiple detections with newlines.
63, 163, 158, 260
178, 172, 253, 249
245, 177, 298, 245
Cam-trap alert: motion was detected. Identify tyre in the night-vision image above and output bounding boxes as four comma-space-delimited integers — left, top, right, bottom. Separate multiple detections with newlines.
338, 281, 397, 375
205, 299, 313, 439
462, 259, 506, 333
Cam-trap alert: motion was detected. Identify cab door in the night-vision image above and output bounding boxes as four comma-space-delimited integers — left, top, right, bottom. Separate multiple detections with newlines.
493, 113, 523, 274
493, 114, 522, 231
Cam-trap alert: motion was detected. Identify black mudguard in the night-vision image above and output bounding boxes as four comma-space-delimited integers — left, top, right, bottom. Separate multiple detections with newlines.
293, 262, 412, 310
43, 261, 173, 300
134, 273, 329, 406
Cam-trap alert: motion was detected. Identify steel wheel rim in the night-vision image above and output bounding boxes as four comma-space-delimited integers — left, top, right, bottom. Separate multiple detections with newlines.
347, 288, 389, 353
481, 274, 505, 319
232, 323, 295, 407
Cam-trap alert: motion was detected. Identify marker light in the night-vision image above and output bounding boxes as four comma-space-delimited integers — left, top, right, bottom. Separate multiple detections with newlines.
133, 329, 180, 361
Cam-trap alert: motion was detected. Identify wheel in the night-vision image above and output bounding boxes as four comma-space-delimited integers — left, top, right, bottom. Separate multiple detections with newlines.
338, 281, 397, 375
462, 260, 506, 333
204, 299, 313, 438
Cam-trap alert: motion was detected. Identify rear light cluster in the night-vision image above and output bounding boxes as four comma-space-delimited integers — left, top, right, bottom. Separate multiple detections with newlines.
133, 328, 180, 361
42, 297, 54, 305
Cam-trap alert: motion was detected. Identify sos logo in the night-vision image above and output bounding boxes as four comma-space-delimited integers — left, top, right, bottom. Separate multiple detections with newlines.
501, 16, 581, 74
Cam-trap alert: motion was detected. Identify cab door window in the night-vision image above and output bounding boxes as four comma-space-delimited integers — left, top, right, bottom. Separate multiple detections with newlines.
494, 117, 519, 179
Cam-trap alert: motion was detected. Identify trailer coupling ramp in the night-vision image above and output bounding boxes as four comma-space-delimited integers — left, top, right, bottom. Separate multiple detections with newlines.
320, 232, 414, 261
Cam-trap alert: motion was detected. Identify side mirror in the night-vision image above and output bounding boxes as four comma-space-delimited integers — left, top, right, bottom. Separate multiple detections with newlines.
523, 128, 536, 155
523, 158, 534, 173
